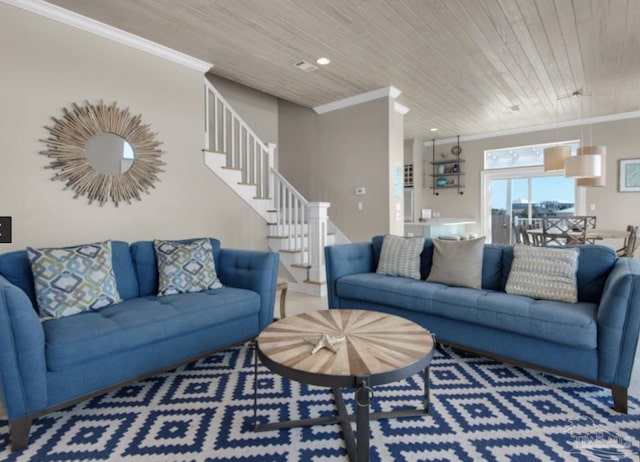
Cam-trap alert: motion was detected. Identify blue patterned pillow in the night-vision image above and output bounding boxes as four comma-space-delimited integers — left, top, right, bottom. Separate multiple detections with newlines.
27, 240, 122, 319
376, 234, 424, 280
154, 239, 223, 296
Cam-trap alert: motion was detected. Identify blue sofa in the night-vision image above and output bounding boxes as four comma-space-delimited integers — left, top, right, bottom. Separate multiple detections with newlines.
0, 238, 278, 451
325, 236, 640, 413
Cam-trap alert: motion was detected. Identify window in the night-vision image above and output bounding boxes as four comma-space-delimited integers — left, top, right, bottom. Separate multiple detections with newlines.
481, 141, 585, 244
484, 141, 579, 170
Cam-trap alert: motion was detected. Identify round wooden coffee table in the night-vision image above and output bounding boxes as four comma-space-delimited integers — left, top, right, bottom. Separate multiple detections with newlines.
254, 309, 435, 462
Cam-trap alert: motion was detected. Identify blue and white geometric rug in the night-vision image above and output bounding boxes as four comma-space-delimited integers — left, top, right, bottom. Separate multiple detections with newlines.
1, 344, 638, 461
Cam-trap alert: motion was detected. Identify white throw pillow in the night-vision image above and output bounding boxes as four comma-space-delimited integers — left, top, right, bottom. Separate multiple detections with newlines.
505, 244, 579, 303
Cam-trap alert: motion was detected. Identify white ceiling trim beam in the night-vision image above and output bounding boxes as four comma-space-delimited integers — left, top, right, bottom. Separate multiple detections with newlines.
313, 85, 402, 114
424, 111, 640, 146
0, 0, 213, 73
394, 102, 410, 115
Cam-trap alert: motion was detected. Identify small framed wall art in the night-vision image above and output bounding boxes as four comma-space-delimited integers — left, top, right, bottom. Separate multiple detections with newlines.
618, 158, 640, 192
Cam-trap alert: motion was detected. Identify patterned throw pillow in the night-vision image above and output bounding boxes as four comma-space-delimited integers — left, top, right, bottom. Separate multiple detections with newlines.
505, 244, 579, 303
154, 239, 222, 296
426, 237, 486, 289
27, 240, 122, 319
376, 234, 424, 280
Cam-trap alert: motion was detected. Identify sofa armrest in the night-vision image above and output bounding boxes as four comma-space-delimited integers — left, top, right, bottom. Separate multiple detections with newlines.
325, 243, 375, 308
217, 249, 278, 331
596, 257, 640, 387
0, 275, 47, 420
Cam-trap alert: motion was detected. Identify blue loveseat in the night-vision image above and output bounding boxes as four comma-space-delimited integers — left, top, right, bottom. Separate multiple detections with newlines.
325, 236, 640, 413
0, 238, 278, 451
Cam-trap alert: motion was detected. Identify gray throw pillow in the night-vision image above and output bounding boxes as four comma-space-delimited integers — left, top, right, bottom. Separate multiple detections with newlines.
27, 240, 122, 319
505, 244, 579, 303
376, 234, 424, 280
426, 237, 485, 288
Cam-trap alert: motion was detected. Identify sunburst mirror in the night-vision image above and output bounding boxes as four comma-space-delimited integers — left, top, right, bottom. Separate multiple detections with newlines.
41, 101, 164, 206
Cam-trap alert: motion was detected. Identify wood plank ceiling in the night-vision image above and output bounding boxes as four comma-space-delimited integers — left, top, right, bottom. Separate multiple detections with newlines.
46, 0, 640, 140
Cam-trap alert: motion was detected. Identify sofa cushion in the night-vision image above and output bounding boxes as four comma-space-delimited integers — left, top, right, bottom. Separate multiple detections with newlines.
502, 244, 616, 304
111, 240, 140, 300
154, 238, 223, 296
481, 244, 505, 291
43, 287, 260, 371
376, 234, 424, 280
336, 273, 597, 348
27, 240, 122, 319
427, 237, 485, 288
131, 238, 222, 297
0, 249, 38, 308
505, 244, 579, 303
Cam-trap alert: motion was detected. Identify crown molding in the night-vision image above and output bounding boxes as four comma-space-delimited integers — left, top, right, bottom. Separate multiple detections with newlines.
424, 110, 640, 146
1, 0, 213, 73
394, 102, 410, 115
313, 85, 402, 114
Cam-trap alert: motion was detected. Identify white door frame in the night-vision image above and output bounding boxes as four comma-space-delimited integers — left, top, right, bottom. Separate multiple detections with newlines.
480, 167, 586, 243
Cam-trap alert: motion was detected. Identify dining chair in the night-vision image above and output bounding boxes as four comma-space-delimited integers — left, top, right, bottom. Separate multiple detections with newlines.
565, 216, 590, 244
512, 222, 539, 245
582, 216, 598, 244
541, 217, 588, 246
617, 225, 638, 258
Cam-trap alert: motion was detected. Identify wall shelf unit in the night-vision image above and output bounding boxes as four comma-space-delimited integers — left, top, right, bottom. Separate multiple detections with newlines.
430, 137, 464, 195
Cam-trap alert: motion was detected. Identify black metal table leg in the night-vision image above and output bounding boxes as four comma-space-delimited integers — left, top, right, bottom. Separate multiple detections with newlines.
355, 377, 372, 462
424, 367, 430, 413
253, 340, 259, 431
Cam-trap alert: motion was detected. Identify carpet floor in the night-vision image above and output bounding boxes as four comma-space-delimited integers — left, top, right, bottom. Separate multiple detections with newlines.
1, 344, 638, 461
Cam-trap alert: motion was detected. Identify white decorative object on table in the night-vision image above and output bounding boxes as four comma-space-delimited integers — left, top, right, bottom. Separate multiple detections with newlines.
304, 333, 346, 354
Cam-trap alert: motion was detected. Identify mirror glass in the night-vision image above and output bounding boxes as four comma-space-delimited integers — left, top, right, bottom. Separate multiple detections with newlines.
86, 133, 135, 174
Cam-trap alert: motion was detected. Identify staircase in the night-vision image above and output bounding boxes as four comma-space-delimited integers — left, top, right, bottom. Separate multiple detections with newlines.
202, 78, 346, 296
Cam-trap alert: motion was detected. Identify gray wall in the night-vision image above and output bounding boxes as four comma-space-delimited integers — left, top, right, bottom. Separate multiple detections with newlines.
279, 98, 397, 242
205, 73, 278, 149
0, 3, 266, 251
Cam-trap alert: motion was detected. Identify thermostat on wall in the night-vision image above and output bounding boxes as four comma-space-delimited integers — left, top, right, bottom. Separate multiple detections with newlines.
355, 187, 366, 195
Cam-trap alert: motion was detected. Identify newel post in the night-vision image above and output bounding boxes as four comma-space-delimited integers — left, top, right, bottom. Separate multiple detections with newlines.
267, 143, 276, 200
307, 202, 330, 283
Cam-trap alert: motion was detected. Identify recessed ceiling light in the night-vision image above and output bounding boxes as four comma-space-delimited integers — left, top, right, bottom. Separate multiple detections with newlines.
429, 127, 438, 132
316, 57, 331, 65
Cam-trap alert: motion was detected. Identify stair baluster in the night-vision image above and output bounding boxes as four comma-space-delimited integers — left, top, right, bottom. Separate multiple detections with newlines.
204, 78, 336, 294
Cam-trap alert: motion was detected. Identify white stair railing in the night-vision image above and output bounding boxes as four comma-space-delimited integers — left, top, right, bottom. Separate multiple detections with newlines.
272, 168, 309, 266
204, 79, 274, 199
203, 78, 333, 285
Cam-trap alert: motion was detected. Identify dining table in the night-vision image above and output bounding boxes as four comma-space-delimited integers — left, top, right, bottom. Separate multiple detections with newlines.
526, 228, 628, 242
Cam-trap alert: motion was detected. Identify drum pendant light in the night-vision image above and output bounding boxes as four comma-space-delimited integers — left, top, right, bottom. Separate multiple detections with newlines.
564, 89, 603, 181
576, 146, 606, 186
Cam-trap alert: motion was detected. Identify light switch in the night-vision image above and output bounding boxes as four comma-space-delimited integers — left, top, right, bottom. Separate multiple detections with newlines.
357, 202, 363, 211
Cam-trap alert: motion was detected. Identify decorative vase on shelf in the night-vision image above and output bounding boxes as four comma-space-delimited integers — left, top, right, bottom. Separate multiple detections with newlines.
438, 165, 445, 174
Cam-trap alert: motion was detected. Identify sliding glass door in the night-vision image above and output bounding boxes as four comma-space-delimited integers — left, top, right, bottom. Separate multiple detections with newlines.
482, 167, 584, 245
